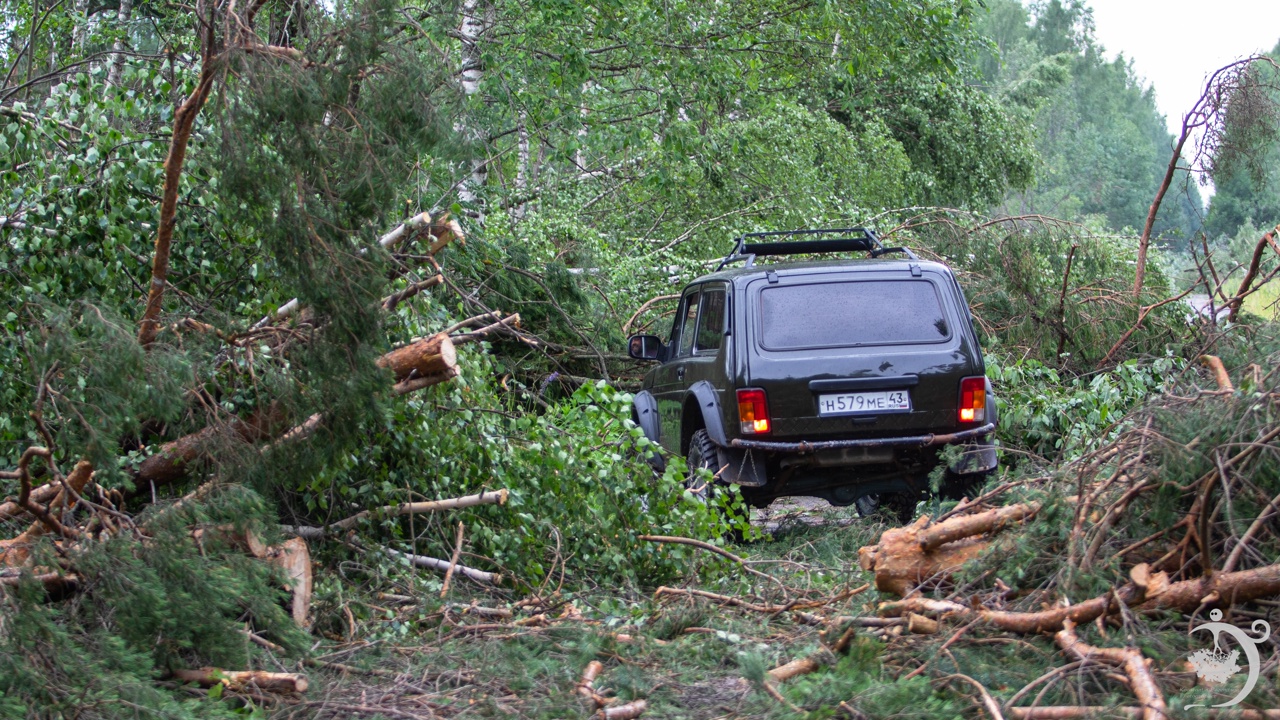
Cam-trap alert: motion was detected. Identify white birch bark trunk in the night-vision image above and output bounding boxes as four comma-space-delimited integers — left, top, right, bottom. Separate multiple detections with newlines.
104, 0, 134, 90
513, 110, 529, 220
72, 0, 88, 51
455, 0, 492, 220
574, 82, 590, 173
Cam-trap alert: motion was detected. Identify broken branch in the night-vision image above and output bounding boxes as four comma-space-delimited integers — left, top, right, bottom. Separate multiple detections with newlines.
1054, 619, 1167, 720
383, 546, 501, 585
287, 489, 508, 538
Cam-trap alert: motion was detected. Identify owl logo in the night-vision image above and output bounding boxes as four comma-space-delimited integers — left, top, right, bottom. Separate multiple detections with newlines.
1185, 609, 1271, 710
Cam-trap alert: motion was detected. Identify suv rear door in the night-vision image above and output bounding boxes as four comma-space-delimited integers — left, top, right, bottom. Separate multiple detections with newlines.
744, 266, 982, 440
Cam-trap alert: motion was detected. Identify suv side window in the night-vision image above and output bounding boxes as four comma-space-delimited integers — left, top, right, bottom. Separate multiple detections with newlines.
675, 289, 701, 358
693, 286, 726, 354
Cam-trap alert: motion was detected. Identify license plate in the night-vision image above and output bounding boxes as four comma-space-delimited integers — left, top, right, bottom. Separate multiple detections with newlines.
817, 390, 911, 416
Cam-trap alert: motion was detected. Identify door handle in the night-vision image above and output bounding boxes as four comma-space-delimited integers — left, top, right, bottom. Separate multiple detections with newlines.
676, 367, 686, 380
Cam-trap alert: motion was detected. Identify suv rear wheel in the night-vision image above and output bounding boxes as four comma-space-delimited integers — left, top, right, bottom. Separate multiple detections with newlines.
686, 429, 752, 537
685, 429, 718, 502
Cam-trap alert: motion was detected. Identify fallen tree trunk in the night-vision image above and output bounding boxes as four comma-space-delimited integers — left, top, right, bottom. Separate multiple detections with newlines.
1008, 709, 1280, 719
137, 409, 285, 487
130, 334, 460, 491
879, 562, 1280, 633
173, 667, 308, 694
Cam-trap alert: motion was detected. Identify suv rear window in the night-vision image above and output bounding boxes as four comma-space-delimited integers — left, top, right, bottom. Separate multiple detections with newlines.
759, 280, 950, 350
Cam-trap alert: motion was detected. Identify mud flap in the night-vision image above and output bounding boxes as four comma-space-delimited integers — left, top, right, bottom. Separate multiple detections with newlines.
948, 439, 998, 475
715, 446, 767, 487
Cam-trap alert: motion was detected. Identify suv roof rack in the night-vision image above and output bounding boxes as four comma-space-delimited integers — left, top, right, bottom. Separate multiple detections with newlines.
715, 228, 917, 270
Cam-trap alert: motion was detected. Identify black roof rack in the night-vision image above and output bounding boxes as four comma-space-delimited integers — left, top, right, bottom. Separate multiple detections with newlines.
715, 228, 917, 270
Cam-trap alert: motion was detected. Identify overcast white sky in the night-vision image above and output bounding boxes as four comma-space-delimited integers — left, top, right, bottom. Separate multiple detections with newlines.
1087, 1, 1280, 135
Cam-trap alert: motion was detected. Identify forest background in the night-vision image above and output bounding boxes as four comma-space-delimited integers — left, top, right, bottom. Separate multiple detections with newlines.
2, 0, 1280, 715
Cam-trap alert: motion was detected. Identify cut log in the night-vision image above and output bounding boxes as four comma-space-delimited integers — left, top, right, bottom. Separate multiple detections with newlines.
266, 537, 312, 627
859, 504, 1040, 596
578, 660, 605, 708
173, 667, 308, 693
393, 366, 461, 395
767, 657, 821, 683
377, 332, 457, 383
600, 700, 647, 720
192, 525, 269, 558
906, 613, 939, 635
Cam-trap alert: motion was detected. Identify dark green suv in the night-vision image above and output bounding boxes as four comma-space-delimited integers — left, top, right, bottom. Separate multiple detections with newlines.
627, 229, 997, 515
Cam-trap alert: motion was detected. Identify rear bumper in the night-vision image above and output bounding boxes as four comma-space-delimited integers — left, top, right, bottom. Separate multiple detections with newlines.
727, 423, 995, 453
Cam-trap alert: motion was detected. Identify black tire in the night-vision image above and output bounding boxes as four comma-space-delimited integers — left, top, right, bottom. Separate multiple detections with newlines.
685, 429, 718, 502
940, 469, 992, 501
882, 492, 921, 523
686, 429, 751, 538
855, 491, 918, 523
854, 494, 880, 518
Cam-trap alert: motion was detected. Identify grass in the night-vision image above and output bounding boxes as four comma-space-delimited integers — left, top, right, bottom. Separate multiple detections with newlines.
1244, 278, 1280, 320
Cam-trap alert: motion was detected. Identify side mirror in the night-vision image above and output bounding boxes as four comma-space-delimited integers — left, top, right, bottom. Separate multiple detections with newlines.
628, 334, 664, 361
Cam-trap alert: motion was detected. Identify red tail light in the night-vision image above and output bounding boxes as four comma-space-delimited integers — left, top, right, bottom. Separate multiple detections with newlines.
959, 377, 986, 424
737, 388, 771, 435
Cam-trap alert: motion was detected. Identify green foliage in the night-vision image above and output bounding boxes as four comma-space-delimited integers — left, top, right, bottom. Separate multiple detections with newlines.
907, 213, 1182, 370
297, 359, 740, 590
989, 354, 1182, 458
0, 485, 304, 718
862, 79, 1038, 208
